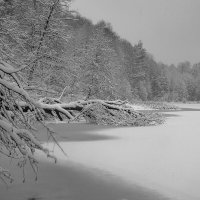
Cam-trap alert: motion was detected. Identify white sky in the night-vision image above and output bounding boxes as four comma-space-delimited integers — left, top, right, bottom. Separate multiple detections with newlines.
71, 0, 200, 65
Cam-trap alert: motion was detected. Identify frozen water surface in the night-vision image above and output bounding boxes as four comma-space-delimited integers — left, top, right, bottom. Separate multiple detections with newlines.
44, 104, 200, 200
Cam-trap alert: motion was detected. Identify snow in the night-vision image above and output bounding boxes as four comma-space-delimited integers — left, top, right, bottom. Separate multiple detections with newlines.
126, 103, 152, 110
41, 103, 200, 200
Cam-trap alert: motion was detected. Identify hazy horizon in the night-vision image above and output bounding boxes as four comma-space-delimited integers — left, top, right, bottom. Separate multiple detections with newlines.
71, 0, 200, 66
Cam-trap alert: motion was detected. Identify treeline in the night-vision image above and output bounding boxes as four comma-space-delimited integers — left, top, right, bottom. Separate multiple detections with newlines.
1, 0, 200, 102
65, 17, 200, 102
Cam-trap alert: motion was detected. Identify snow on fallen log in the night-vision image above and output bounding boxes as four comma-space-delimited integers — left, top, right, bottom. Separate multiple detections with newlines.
36, 97, 164, 126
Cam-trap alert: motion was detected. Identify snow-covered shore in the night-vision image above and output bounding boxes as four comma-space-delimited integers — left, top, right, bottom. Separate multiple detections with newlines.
42, 103, 200, 200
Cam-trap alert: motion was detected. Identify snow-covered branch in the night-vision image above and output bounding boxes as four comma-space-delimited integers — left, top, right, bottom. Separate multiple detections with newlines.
35, 97, 164, 126
0, 60, 63, 183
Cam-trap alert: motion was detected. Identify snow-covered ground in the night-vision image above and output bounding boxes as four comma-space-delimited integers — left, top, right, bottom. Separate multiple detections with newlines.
42, 103, 200, 200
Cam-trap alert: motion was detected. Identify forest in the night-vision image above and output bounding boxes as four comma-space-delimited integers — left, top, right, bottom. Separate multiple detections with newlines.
1, 0, 200, 103
0, 0, 200, 183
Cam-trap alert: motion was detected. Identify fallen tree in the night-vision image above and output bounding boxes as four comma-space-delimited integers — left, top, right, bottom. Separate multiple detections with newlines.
35, 97, 164, 126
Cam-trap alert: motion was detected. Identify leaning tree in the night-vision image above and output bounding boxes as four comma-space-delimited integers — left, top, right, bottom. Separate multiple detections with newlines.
0, 0, 73, 183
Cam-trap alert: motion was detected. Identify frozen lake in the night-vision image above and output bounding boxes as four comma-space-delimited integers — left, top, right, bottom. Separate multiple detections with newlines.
45, 104, 200, 200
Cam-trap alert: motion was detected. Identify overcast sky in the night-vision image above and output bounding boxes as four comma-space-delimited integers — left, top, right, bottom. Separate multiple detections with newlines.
71, 0, 200, 65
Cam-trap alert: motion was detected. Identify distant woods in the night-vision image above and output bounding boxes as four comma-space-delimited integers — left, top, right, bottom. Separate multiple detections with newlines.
65, 18, 200, 102
1, 0, 200, 102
